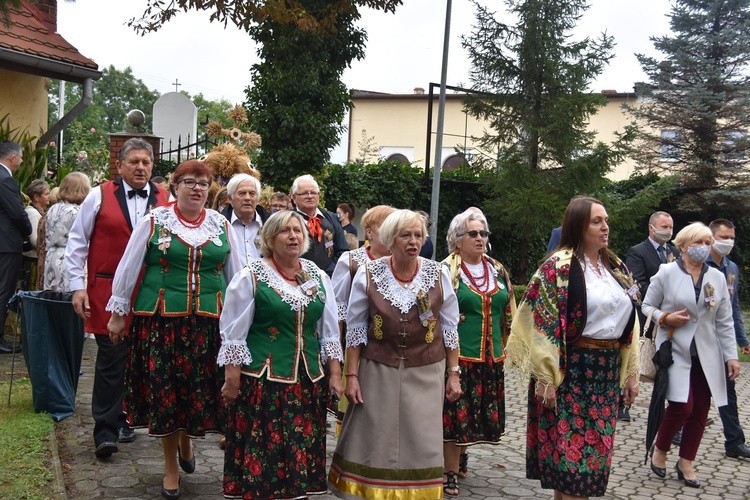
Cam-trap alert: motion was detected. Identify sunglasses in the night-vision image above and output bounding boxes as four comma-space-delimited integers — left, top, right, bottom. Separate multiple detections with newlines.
460, 230, 491, 238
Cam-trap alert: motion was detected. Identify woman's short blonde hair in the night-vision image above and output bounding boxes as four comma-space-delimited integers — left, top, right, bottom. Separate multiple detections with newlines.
378, 209, 427, 250
58, 172, 91, 204
673, 222, 714, 250
259, 210, 310, 257
360, 205, 395, 232
446, 209, 489, 252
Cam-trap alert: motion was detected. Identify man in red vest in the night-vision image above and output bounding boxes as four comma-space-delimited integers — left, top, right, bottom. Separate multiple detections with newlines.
65, 138, 169, 459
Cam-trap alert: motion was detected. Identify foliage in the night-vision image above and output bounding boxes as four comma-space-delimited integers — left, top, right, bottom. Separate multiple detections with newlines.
0, 114, 50, 193
0, 378, 55, 500
48, 122, 109, 184
129, 0, 403, 34
0, 0, 20, 28
245, 0, 367, 192
624, 0, 750, 216
183, 91, 234, 145
461, 0, 633, 281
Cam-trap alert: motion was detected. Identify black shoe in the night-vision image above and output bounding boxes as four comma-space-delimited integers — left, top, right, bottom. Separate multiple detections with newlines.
161, 478, 181, 499
675, 462, 700, 488
706, 417, 715, 426
94, 441, 118, 458
726, 443, 750, 459
177, 445, 195, 474
649, 446, 666, 478
0, 338, 21, 354
618, 405, 631, 422
117, 427, 136, 443
672, 429, 682, 446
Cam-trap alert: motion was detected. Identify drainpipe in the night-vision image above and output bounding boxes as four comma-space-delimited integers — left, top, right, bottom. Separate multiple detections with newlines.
37, 77, 93, 147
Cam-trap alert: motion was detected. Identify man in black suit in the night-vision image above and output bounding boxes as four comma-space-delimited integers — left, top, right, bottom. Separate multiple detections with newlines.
623, 211, 678, 422
221, 173, 269, 266
0, 141, 32, 354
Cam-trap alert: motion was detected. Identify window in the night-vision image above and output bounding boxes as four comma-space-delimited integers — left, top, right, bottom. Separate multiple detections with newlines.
659, 130, 681, 162
386, 153, 409, 164
442, 154, 466, 171
724, 130, 747, 163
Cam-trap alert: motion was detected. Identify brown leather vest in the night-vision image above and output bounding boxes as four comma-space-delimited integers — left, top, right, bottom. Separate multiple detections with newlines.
360, 265, 446, 368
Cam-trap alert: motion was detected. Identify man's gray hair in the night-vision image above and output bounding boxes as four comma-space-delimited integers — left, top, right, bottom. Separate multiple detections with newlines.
291, 174, 319, 195
0, 141, 22, 160
226, 173, 261, 197
648, 211, 671, 226
446, 209, 489, 252
119, 138, 154, 163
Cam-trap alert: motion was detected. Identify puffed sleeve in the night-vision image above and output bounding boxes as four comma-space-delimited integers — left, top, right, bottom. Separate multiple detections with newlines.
319, 272, 344, 363
222, 218, 243, 282
440, 266, 460, 349
331, 251, 352, 321
345, 265, 370, 349
217, 267, 254, 367
105, 214, 154, 316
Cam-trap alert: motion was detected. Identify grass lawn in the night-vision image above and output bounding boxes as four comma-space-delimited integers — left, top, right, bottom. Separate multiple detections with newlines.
0, 377, 55, 500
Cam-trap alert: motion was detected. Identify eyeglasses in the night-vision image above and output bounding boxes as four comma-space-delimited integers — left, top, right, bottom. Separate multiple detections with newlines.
296, 191, 319, 197
460, 230, 491, 238
179, 179, 210, 191
270, 204, 287, 210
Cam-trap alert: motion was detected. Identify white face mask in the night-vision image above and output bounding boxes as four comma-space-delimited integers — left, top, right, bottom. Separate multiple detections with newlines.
650, 224, 673, 244
713, 239, 735, 257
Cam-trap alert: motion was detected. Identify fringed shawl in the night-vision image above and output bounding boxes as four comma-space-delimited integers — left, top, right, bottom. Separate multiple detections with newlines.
506, 249, 639, 390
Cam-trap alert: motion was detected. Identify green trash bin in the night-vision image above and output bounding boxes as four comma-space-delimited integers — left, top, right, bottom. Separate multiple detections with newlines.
8, 290, 85, 421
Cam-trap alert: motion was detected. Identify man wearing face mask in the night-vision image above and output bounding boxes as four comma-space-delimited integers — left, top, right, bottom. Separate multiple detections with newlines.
707, 219, 750, 459
624, 211, 679, 422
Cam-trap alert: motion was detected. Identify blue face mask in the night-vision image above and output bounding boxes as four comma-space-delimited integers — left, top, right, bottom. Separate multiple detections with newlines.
686, 244, 711, 263
336, 212, 341, 220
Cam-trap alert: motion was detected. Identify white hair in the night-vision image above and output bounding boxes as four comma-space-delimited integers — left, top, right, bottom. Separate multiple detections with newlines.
446, 209, 489, 252
291, 174, 319, 195
226, 173, 261, 197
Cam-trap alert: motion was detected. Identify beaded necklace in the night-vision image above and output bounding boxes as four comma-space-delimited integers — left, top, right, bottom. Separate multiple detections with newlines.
461, 258, 490, 290
389, 257, 419, 286
174, 205, 206, 228
271, 256, 300, 282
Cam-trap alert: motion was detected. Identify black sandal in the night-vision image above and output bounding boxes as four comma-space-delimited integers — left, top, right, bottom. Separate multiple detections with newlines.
443, 471, 459, 496
458, 452, 469, 478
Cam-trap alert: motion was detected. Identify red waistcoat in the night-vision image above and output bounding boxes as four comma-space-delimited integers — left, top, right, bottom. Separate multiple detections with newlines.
85, 180, 169, 335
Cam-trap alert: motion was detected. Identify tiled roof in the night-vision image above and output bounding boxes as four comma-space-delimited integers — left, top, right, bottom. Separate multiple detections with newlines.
0, 1, 98, 71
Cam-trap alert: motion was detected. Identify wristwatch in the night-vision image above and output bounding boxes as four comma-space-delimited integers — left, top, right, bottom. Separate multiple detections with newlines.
447, 366, 461, 375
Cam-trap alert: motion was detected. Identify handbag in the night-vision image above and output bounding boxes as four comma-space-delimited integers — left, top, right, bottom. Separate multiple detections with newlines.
639, 310, 657, 383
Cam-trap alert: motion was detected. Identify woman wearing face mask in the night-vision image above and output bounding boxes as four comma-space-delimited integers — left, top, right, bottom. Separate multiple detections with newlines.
643, 222, 739, 489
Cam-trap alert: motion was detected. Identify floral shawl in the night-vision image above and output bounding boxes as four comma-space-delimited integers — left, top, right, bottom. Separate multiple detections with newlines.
506, 249, 639, 390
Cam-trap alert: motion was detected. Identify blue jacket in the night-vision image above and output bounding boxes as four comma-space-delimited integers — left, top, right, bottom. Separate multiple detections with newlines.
707, 254, 748, 347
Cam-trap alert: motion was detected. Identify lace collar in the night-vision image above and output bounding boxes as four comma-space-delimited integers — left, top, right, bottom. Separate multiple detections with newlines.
250, 259, 325, 312
151, 206, 225, 247
350, 246, 371, 269
367, 257, 441, 314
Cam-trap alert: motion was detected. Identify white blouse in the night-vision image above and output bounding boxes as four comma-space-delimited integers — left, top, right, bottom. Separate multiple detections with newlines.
346, 257, 460, 350
106, 205, 242, 316
581, 255, 633, 340
331, 247, 371, 321
218, 259, 344, 368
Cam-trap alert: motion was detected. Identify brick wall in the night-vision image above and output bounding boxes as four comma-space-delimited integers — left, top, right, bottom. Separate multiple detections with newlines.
108, 134, 162, 180
28, 0, 57, 32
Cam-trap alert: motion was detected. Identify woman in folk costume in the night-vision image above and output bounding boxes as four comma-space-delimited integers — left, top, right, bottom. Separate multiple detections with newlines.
329, 209, 461, 500
506, 196, 640, 500
331, 205, 395, 432
107, 160, 242, 499
440, 209, 516, 496
219, 210, 343, 499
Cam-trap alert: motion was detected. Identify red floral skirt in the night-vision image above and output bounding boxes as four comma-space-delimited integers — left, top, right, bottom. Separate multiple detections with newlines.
526, 345, 620, 497
125, 314, 225, 437
443, 343, 505, 444
223, 370, 328, 499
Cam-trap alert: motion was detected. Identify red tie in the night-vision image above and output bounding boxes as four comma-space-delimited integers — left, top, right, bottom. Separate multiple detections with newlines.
307, 216, 323, 243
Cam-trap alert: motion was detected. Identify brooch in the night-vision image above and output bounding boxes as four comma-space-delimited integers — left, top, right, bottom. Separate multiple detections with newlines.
704, 283, 715, 311
157, 226, 171, 254
373, 315, 383, 340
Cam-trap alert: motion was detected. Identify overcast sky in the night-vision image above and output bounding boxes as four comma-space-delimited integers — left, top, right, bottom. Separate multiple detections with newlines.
58, 0, 673, 162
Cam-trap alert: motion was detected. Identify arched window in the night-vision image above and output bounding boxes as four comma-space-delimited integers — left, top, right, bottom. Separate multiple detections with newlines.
442, 154, 465, 171
386, 153, 409, 164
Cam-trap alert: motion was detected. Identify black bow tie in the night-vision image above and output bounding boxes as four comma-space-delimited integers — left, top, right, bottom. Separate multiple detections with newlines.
128, 188, 147, 199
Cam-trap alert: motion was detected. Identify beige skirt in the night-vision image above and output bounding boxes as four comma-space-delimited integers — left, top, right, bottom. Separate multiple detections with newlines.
328, 357, 446, 499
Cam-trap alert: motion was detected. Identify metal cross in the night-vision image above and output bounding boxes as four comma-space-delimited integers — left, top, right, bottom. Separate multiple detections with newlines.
173, 79, 181, 92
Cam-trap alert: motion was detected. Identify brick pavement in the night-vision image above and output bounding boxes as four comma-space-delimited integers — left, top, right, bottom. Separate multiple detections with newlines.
3, 337, 750, 499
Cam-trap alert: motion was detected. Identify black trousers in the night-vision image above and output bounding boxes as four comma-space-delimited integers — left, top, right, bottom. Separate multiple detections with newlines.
0, 252, 22, 341
92, 334, 129, 445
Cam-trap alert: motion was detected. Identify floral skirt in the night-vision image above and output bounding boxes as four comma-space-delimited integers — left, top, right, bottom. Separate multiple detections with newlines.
125, 314, 224, 437
443, 344, 505, 445
526, 345, 620, 497
223, 371, 328, 499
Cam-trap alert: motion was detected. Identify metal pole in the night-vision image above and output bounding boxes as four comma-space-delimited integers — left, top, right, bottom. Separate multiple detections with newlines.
58, 80, 65, 161
429, 0, 452, 257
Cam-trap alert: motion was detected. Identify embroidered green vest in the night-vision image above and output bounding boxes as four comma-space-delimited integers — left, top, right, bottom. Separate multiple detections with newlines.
243, 277, 326, 383
456, 279, 508, 362
133, 220, 229, 317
